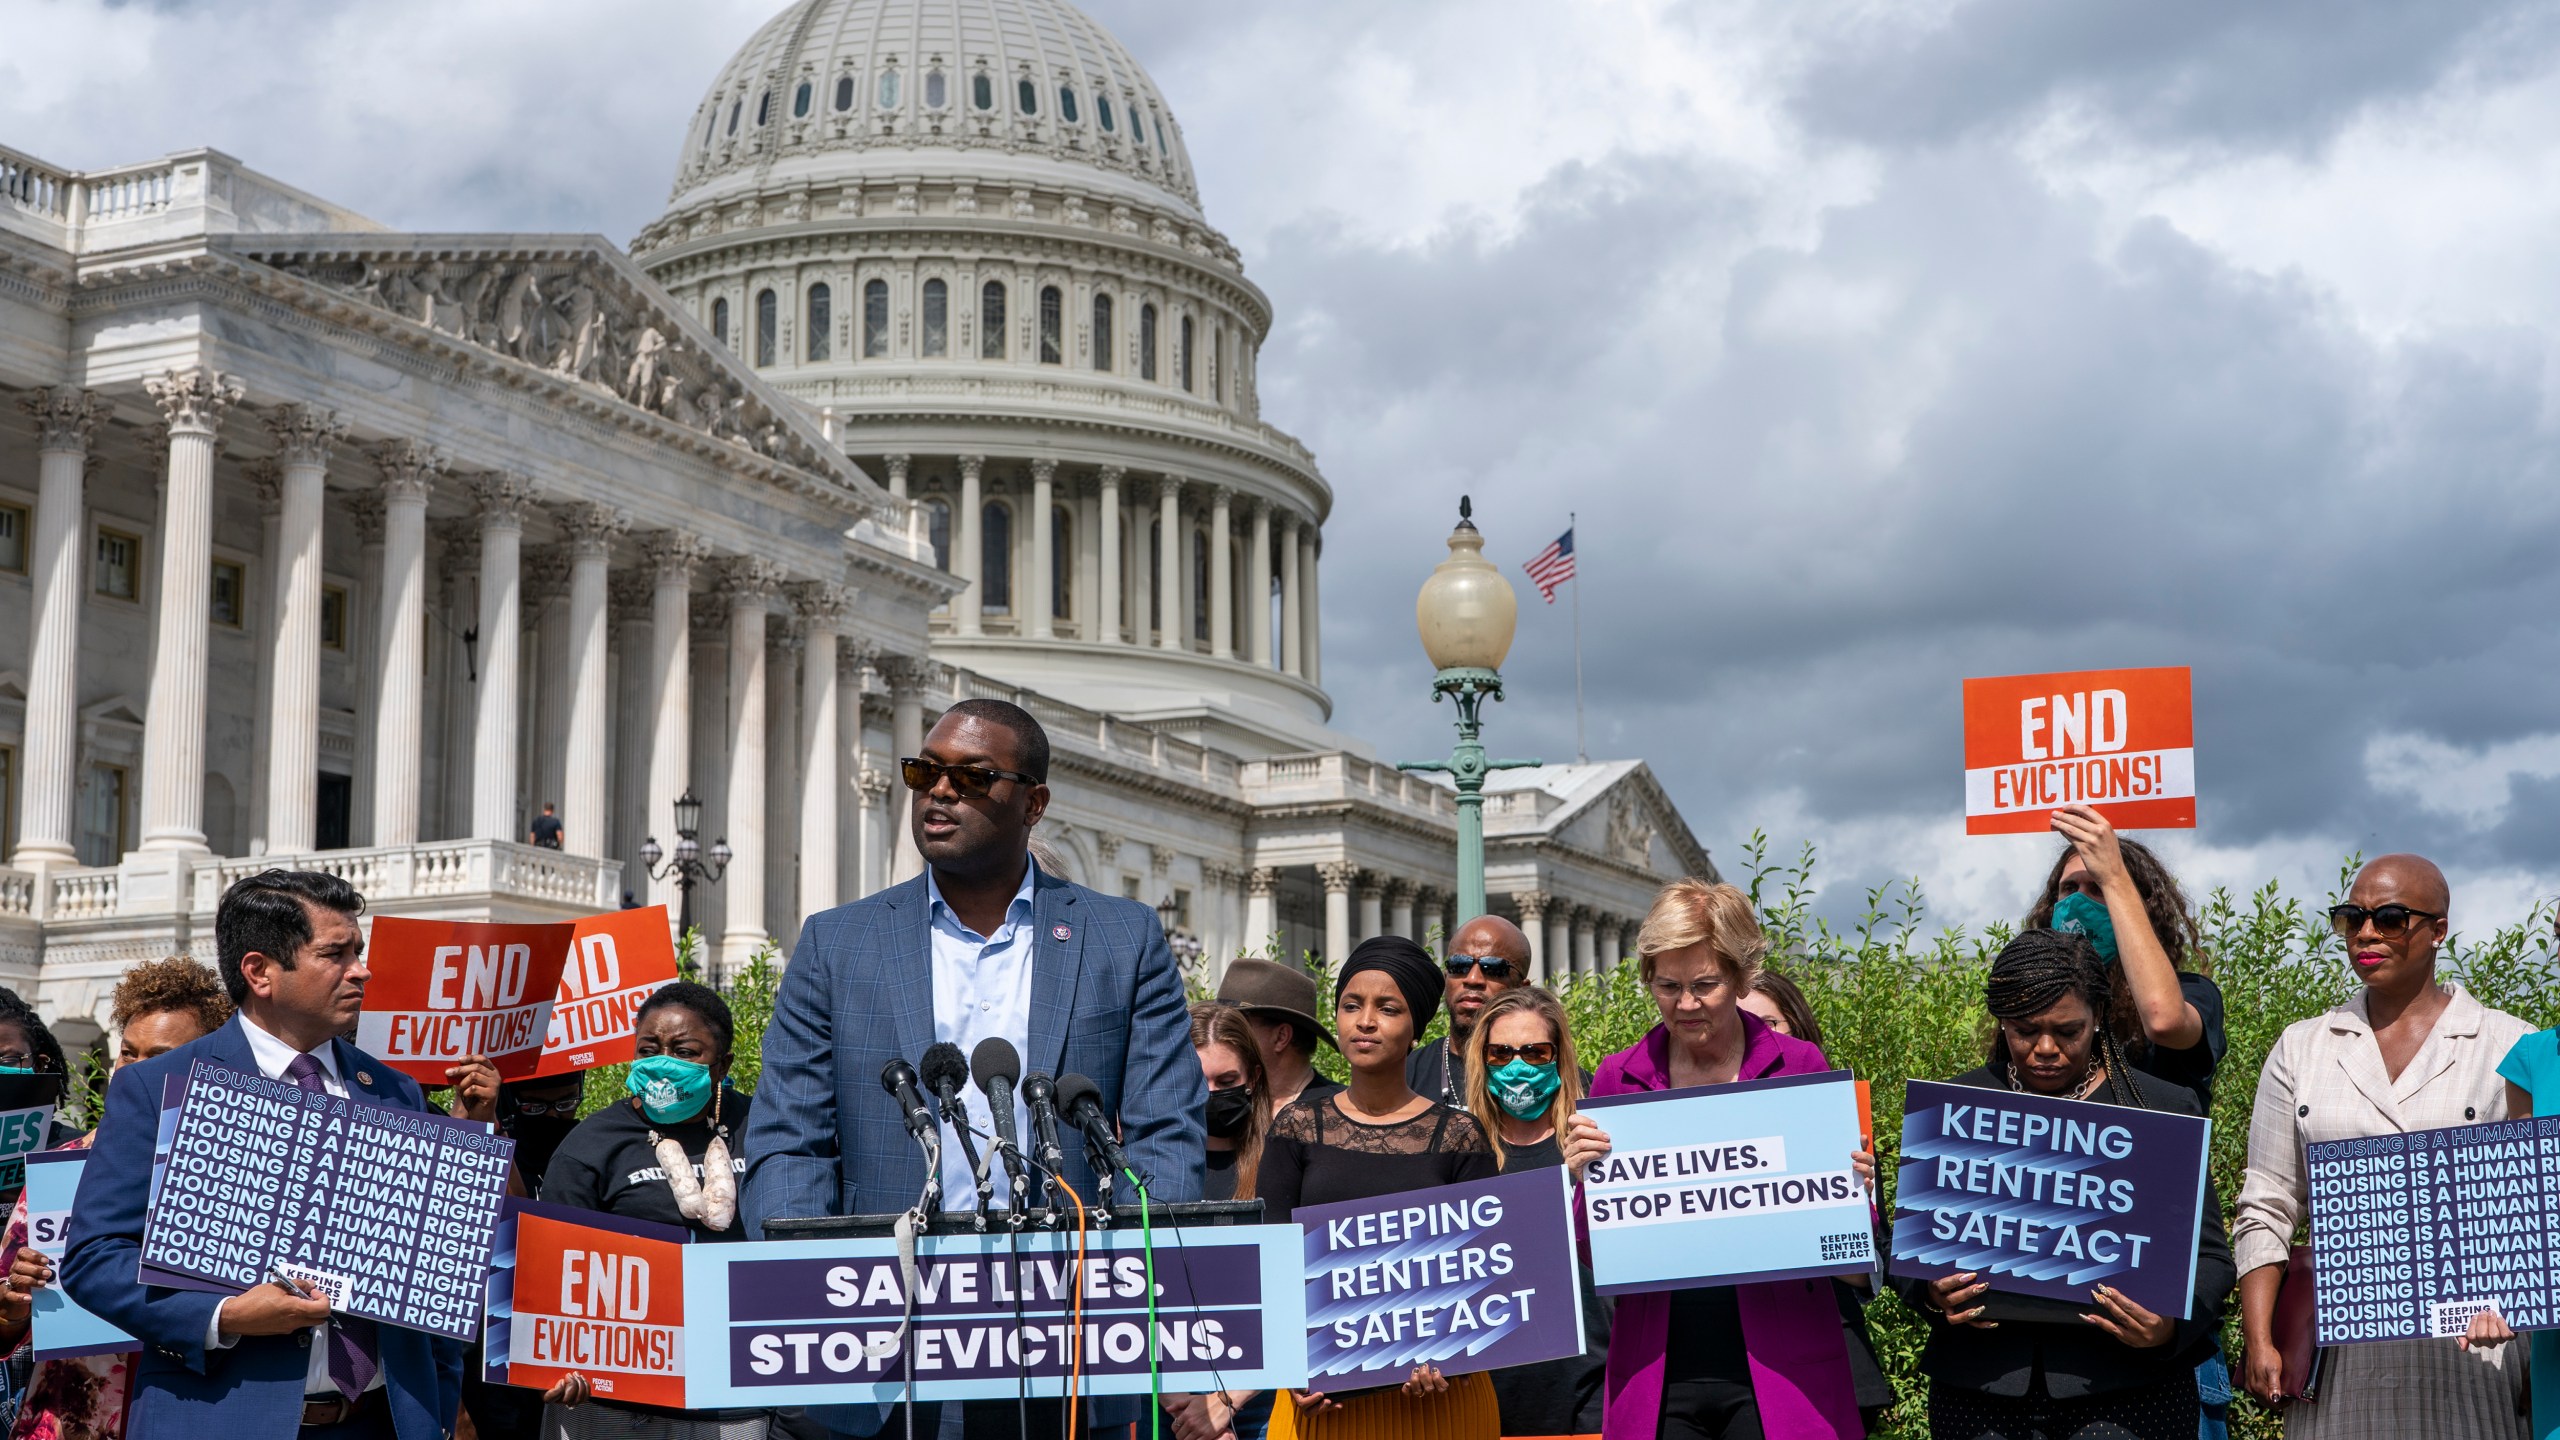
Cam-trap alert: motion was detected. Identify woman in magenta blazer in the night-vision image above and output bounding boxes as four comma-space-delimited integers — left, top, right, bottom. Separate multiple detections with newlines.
1564, 880, 1874, 1440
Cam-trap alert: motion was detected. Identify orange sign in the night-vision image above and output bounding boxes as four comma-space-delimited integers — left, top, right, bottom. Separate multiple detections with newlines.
358, 919, 574, 1082
1962, 666, 2195, 835
497, 1207, 688, 1407
532, 907, 680, 1077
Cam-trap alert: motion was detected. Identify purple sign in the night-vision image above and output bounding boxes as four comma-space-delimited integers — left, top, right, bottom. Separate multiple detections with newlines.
1294, 1166, 1586, 1392
136, 1060, 513, 1339
1890, 1079, 2211, 1320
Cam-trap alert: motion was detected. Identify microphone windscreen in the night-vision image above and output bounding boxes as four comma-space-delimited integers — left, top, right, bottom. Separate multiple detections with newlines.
879, 1057, 920, 1096
971, 1037, 1022, 1090
1021, 1071, 1056, 1104
920, 1041, 970, 1096
1054, 1072, 1101, 1119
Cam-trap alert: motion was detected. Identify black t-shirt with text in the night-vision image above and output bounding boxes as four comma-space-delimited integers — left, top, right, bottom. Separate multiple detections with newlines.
540, 1086, 753, 1242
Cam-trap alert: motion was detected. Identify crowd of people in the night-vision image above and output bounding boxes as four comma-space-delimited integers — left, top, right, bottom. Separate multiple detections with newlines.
0, 693, 2546, 1440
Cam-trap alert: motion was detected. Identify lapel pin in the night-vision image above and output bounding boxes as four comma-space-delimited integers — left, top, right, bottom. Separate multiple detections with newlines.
357, 1071, 373, 1087
1052, 924, 1072, 942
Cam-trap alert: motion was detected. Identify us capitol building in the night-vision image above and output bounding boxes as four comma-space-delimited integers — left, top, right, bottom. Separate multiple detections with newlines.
0, 0, 1711, 1051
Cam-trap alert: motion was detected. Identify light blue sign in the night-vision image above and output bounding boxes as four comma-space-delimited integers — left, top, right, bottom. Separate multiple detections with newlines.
23, 1152, 141, 1361
1582, 1070, 1874, 1295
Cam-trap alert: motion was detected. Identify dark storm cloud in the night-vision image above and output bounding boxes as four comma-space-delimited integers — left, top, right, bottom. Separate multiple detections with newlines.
1785, 0, 2560, 152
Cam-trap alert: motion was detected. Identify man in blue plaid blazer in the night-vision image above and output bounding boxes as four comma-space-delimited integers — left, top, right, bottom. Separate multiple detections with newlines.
744, 698, 1206, 1433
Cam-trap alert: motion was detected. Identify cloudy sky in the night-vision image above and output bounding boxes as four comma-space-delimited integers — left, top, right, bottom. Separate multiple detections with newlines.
14, 0, 2560, 934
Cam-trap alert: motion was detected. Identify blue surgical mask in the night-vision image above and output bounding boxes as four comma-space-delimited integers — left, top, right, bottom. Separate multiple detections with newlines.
2052, 891, 2119, 962
625, 1054, 715, 1124
1489, 1059, 1562, 1119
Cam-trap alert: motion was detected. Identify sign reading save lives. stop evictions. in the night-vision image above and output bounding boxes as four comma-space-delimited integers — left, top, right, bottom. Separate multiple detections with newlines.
357, 906, 679, 1083
1581, 1070, 1874, 1295
1963, 666, 2195, 834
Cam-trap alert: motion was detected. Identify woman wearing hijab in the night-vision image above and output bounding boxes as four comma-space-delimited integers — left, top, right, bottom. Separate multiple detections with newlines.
539, 982, 763, 1439
1901, 929, 2233, 1440
1256, 935, 1502, 1440
1562, 879, 1875, 1440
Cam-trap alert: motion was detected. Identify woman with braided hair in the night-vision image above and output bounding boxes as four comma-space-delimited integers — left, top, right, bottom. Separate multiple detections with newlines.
1898, 928, 2234, 1440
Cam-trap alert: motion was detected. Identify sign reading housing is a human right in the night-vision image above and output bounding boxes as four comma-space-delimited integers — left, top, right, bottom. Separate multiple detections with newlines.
2307, 1115, 2560, 1344
1962, 666, 2195, 834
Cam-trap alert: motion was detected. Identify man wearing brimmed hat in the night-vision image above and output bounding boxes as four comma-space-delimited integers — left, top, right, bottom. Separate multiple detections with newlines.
1214, 957, 1345, 1110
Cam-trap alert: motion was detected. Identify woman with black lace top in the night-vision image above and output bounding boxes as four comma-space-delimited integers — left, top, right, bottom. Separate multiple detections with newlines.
1251, 936, 1500, 1440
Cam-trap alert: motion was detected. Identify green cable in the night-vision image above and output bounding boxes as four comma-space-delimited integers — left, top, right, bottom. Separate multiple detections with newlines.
1129, 1169, 1160, 1440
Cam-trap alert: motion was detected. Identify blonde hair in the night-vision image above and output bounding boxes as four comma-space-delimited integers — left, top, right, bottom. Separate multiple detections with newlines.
1634, 878, 1767, 993
1188, 1001, 1268, 1200
1463, 987, 1583, 1169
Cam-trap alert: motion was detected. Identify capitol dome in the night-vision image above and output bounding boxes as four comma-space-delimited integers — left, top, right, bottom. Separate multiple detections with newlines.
634, 0, 1339, 754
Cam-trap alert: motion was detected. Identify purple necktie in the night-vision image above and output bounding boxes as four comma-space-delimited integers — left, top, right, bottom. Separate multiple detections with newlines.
283, 1053, 378, 1398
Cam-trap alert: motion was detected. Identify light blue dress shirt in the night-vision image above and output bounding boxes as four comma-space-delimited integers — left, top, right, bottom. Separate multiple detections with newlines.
926, 858, 1039, 1209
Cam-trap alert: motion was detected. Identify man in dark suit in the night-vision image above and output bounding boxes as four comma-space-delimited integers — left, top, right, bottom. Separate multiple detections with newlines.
63, 870, 463, 1440
746, 697, 1206, 1436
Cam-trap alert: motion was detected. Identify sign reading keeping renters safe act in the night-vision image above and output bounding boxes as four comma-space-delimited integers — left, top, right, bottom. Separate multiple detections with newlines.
1962, 666, 2195, 834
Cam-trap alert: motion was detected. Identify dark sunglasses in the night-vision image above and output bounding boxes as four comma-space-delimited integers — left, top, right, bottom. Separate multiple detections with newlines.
2328, 903, 2444, 939
1483, 1042, 1556, 1066
1443, 955, 1516, 981
900, 756, 1038, 798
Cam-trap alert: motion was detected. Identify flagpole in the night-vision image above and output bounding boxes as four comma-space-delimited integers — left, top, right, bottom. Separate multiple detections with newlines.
1571, 511, 1586, 763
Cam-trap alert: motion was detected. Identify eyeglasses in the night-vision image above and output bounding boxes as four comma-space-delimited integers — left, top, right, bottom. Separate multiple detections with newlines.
1443, 955, 1516, 981
2328, 904, 2444, 939
0, 1051, 51, 1072
900, 757, 1038, 798
1483, 1042, 1556, 1066
507, 1096, 581, 1118
1649, 976, 1729, 1003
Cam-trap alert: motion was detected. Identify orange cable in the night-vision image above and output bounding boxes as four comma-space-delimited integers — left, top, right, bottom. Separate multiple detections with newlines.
1055, 1176, 1091, 1439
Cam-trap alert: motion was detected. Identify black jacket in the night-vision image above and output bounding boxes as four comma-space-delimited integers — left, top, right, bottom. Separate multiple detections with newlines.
1893, 1065, 2235, 1401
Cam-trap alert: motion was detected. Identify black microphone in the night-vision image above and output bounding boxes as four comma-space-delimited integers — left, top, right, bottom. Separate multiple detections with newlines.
921, 1041, 987, 1213
879, 1058, 936, 1141
1021, 1072, 1068, 1179
971, 1037, 1034, 1206
1053, 1072, 1139, 1187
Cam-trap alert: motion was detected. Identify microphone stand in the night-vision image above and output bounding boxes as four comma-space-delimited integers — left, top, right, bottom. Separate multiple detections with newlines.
941, 1095, 993, 1232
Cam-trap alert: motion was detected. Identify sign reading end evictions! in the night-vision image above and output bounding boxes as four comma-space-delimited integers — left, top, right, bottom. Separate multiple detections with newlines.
1963, 666, 2194, 835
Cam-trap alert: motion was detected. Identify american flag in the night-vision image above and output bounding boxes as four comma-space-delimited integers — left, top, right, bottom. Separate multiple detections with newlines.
1523, 527, 1576, 603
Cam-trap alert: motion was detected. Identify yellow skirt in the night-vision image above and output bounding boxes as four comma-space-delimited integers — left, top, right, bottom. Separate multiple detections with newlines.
1267, 1370, 1500, 1440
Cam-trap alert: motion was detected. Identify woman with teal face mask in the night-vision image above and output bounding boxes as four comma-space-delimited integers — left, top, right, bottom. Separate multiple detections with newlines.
537, 981, 768, 1439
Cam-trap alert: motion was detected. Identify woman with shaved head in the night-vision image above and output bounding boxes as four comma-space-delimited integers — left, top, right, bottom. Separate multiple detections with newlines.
2230, 854, 2533, 1438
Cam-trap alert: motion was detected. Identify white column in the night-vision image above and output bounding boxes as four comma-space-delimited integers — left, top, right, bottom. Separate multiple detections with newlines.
1513, 892, 1550, 981
764, 619, 800, 936
1548, 907, 1573, 985
953, 456, 984, 636
857, 764, 891, 898
720, 560, 780, 974
259, 405, 343, 855
1027, 460, 1055, 640
1246, 497, 1272, 668
526, 547, 573, 827
559, 504, 625, 858
1573, 908, 1598, 976
835, 647, 865, 903
1356, 872, 1384, 942
246, 465, 281, 847
370, 444, 441, 847
1097, 465, 1123, 644
1599, 919, 1625, 971
470, 473, 538, 841
348, 493, 385, 846
794, 584, 848, 920
13, 388, 96, 870
1301, 524, 1322, 687
610, 572, 655, 873
1073, 477, 1100, 642
1155, 476, 1183, 653
1319, 862, 1357, 966
136, 369, 242, 854
1388, 879, 1417, 942
641, 534, 705, 912
1128, 482, 1153, 644
886, 656, 932, 883
1244, 867, 1277, 955
1277, 510, 1302, 677
1208, 485, 1234, 660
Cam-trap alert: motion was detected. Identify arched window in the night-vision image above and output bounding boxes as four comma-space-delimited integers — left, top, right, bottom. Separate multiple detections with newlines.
980, 281, 1007, 358
981, 503, 1012, 613
1091, 293, 1113, 372
879, 68, 900, 109
1193, 530, 1211, 642
1060, 85, 1080, 124
921, 278, 948, 357
835, 75, 855, 111
1213, 323, 1226, 402
1099, 95, 1116, 132
754, 289, 777, 366
755, 91, 771, 125
974, 73, 995, 110
727, 100, 742, 136
1148, 519, 1163, 630
1017, 77, 1038, 115
1132, 105, 1147, 147
806, 283, 831, 361
702, 112, 718, 152
1139, 303, 1158, 381
1179, 314, 1195, 391
863, 279, 889, 358
924, 498, 951, 571
1038, 286, 1062, 365
925, 68, 947, 108
1052, 506, 1073, 619
710, 296, 730, 347
793, 81, 812, 118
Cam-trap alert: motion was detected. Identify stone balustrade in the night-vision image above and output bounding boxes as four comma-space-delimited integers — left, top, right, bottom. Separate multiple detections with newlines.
186, 840, 622, 916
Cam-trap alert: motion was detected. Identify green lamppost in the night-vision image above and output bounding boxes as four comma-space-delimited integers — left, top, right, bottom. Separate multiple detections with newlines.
1399, 497, 1540, 926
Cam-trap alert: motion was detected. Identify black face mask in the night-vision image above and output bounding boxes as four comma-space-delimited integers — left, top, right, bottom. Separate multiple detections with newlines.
507, 1114, 580, 1187
1204, 1085, 1255, 1140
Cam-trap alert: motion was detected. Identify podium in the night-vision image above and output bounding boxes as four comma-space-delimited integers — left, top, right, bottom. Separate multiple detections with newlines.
766, 1199, 1266, 1240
